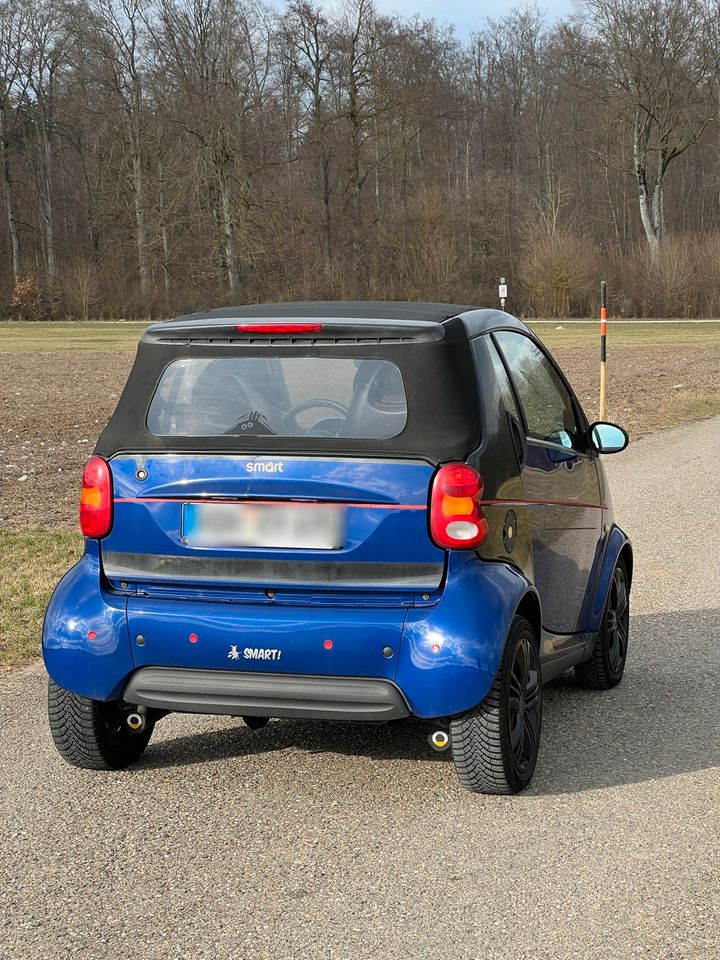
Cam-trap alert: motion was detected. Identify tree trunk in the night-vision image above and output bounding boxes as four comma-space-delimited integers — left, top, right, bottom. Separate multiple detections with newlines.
0, 101, 20, 283
40, 124, 57, 288
130, 115, 150, 299
157, 158, 171, 306
634, 111, 661, 255
217, 161, 239, 293
38, 113, 55, 287
321, 154, 332, 262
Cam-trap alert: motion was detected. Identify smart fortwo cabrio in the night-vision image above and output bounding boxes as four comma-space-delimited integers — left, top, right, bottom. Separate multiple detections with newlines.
43, 302, 632, 794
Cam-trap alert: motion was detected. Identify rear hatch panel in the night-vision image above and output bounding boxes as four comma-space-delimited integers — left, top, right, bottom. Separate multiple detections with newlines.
103, 454, 444, 594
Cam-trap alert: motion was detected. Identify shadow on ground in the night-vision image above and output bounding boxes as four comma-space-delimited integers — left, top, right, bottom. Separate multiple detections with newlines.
137, 609, 720, 795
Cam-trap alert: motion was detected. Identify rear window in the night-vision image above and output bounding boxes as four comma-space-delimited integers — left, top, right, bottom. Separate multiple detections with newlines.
146, 357, 408, 439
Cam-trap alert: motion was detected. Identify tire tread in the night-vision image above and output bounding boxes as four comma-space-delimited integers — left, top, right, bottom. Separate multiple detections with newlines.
48, 681, 151, 770
450, 616, 540, 795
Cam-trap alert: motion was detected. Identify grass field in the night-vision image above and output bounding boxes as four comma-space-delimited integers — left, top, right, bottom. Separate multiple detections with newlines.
529, 320, 720, 347
0, 321, 148, 352
0, 530, 83, 668
0, 318, 719, 351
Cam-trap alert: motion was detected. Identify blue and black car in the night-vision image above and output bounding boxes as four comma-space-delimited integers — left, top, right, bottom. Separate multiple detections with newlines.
43, 302, 632, 794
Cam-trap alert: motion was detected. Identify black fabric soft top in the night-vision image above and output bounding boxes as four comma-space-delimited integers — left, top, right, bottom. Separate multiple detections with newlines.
156, 300, 476, 327
95, 306, 484, 462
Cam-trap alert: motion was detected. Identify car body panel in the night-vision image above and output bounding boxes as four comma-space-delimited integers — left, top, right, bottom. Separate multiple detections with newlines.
397, 554, 535, 717
521, 441, 603, 634
43, 544, 536, 718
103, 454, 444, 593
43, 542, 134, 701
125, 594, 407, 681
581, 522, 633, 634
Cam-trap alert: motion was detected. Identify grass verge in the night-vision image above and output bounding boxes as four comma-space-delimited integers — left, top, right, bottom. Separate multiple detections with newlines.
527, 320, 720, 348
0, 319, 719, 352
0, 321, 147, 352
0, 529, 83, 668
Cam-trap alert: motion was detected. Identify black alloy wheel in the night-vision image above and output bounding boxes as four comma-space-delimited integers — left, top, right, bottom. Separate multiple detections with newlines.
451, 615, 542, 795
575, 557, 630, 690
507, 630, 542, 780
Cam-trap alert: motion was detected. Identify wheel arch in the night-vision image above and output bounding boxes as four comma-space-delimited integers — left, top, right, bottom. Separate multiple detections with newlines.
512, 588, 542, 646
397, 556, 537, 719
584, 524, 632, 634
618, 540, 633, 589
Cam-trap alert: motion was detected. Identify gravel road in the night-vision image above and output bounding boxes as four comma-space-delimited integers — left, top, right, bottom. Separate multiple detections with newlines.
1, 416, 719, 960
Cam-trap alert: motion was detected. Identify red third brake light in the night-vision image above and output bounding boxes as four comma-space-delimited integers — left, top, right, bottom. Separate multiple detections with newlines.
80, 455, 113, 538
234, 323, 323, 334
430, 463, 488, 550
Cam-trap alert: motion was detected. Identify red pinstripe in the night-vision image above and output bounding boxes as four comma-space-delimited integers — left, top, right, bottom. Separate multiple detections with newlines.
114, 496, 606, 510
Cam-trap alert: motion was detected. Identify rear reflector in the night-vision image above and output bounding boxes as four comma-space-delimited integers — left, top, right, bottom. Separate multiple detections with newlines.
234, 323, 323, 334
80, 455, 113, 538
430, 463, 488, 550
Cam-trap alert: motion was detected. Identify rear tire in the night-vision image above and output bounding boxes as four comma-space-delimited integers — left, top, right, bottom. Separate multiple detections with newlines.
48, 680, 153, 770
575, 557, 630, 690
450, 615, 542, 795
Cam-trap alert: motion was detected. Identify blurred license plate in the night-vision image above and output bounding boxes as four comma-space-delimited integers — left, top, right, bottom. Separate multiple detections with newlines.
182, 501, 346, 550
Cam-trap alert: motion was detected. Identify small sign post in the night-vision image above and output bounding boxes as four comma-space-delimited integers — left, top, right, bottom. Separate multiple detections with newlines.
498, 277, 508, 310
599, 281, 608, 420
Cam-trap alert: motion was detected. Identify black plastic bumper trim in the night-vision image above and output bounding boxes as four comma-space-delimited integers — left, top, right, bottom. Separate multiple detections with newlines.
103, 552, 443, 590
123, 667, 411, 722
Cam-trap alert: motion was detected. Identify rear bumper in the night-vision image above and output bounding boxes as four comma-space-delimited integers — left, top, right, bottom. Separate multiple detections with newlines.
123, 667, 410, 722
44, 549, 533, 719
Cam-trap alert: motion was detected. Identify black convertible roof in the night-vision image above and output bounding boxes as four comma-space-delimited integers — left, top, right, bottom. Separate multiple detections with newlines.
101, 301, 535, 461
145, 301, 531, 342
166, 301, 472, 323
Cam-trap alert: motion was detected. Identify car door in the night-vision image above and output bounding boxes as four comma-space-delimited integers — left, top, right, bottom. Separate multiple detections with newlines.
493, 330, 602, 638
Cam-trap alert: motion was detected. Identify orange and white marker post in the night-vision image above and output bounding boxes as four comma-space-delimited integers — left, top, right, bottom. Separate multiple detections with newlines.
599, 281, 608, 420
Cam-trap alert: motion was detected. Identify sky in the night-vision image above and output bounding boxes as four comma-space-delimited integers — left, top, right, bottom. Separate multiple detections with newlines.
374, 0, 575, 35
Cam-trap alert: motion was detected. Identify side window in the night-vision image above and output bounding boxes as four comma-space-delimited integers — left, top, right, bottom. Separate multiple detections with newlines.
484, 338, 521, 421
494, 331, 580, 448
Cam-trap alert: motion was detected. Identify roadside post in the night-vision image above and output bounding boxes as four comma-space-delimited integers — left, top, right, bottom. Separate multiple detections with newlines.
499, 277, 508, 310
599, 281, 607, 420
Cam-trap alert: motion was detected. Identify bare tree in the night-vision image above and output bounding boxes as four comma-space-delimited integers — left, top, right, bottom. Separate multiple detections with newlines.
152, 0, 275, 293
22, 0, 70, 289
0, 1, 29, 284
281, 1, 334, 263
65, 256, 100, 318
0, 0, 718, 318
81, 0, 153, 297
584, 0, 715, 254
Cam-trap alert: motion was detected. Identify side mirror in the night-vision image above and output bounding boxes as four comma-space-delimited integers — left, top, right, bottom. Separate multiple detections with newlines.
589, 421, 629, 454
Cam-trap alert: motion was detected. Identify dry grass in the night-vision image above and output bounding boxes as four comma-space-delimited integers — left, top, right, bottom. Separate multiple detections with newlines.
0, 321, 147, 352
528, 320, 720, 347
0, 530, 82, 667
1, 319, 719, 352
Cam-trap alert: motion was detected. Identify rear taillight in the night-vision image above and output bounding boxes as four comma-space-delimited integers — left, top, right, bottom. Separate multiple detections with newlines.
430, 463, 488, 550
234, 323, 323, 334
80, 456, 113, 538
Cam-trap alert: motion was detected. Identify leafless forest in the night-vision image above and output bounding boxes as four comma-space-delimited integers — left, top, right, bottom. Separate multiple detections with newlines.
1, 0, 720, 319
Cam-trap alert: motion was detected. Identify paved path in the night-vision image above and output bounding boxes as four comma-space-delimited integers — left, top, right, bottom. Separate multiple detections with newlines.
2, 417, 719, 960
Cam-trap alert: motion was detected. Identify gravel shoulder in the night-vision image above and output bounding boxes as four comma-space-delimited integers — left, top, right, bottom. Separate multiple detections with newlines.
1, 416, 719, 959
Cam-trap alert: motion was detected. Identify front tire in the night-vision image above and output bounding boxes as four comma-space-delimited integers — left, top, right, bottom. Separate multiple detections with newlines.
575, 557, 630, 690
48, 680, 154, 770
450, 615, 542, 795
